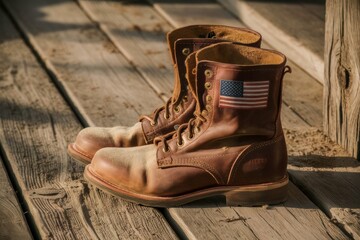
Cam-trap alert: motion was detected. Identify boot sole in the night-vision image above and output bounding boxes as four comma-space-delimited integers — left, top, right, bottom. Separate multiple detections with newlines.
67, 143, 92, 165
84, 165, 288, 207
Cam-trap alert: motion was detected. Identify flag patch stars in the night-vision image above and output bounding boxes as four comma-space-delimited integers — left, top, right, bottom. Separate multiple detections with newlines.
219, 80, 269, 109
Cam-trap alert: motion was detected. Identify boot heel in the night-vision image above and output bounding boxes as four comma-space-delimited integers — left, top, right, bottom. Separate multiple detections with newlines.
225, 175, 288, 206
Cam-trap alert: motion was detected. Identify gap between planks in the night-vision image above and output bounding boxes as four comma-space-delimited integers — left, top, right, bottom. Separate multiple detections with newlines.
74, 0, 350, 239
0, 2, 178, 239
146, 0, 360, 238
0, 154, 32, 240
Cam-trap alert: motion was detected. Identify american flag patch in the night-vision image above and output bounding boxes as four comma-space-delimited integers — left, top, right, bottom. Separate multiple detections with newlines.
219, 80, 269, 109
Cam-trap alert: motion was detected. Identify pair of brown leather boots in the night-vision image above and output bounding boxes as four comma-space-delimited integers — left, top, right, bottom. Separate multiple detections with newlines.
68, 25, 290, 207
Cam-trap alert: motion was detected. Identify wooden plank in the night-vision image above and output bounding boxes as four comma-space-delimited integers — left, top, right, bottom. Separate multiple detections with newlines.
324, 0, 360, 159
2, 0, 164, 128
0, 156, 32, 240
281, 63, 323, 128
145, 1, 359, 238
218, 0, 325, 83
78, 0, 321, 129
286, 128, 360, 239
148, 0, 323, 128
76, 1, 348, 239
167, 183, 347, 240
0, 6, 177, 239
76, 0, 311, 128
78, 0, 174, 100
297, 0, 325, 20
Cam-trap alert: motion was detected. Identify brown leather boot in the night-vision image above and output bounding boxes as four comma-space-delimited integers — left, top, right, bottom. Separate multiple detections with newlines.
68, 25, 262, 164
84, 43, 289, 207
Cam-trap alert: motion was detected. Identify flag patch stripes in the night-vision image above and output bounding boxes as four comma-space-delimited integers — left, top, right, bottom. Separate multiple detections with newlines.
219, 80, 269, 109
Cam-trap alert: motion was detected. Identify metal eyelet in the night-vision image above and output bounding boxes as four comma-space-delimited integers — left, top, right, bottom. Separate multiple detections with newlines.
201, 110, 208, 116
206, 105, 212, 112
194, 126, 201, 133
182, 48, 190, 56
174, 106, 181, 113
204, 82, 212, 90
187, 133, 194, 140
206, 95, 212, 102
162, 147, 169, 153
150, 121, 157, 126
177, 140, 184, 147
192, 68, 197, 75
204, 69, 213, 78
163, 113, 170, 120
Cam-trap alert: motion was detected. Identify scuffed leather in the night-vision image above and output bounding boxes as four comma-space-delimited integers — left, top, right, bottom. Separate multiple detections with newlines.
74, 122, 146, 158
72, 26, 262, 159
88, 44, 289, 198
91, 145, 218, 196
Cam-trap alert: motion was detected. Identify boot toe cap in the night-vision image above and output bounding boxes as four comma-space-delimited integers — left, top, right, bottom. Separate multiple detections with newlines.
74, 127, 115, 158
88, 145, 157, 194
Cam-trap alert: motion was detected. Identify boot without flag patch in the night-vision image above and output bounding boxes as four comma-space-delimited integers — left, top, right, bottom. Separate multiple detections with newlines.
219, 80, 269, 109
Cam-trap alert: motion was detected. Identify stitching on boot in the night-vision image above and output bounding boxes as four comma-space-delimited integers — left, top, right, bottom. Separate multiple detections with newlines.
160, 151, 239, 184
228, 135, 284, 184
73, 144, 93, 159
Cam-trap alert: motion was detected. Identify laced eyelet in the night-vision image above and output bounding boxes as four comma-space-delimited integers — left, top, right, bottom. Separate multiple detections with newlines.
194, 126, 201, 133
183, 95, 188, 102
162, 147, 169, 153
206, 105, 212, 112
177, 140, 184, 147
206, 95, 212, 102
204, 69, 213, 78
187, 133, 194, 140
182, 48, 190, 56
150, 121, 157, 126
204, 82, 212, 90
174, 106, 181, 113
163, 112, 170, 120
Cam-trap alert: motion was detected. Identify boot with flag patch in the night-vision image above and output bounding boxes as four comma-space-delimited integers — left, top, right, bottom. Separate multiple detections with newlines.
84, 42, 290, 207
67, 25, 261, 164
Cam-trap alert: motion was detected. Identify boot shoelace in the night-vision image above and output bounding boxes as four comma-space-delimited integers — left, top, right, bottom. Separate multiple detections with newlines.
156, 109, 208, 153
139, 95, 188, 126
156, 70, 213, 152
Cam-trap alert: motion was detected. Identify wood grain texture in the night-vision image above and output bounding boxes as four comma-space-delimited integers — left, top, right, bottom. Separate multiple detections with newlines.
75, 0, 347, 238
218, 0, 325, 83
167, 183, 347, 240
286, 128, 360, 239
2, 0, 164, 128
146, 0, 358, 238
78, 0, 174, 101
1, 0, 355, 238
0, 156, 32, 240
0, 6, 177, 240
148, 0, 323, 128
324, 0, 360, 159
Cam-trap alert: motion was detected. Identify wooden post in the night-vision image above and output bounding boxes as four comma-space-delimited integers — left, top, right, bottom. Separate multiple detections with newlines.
324, 0, 360, 159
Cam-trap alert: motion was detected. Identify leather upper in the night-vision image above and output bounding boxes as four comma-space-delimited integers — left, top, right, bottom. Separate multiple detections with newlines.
141, 26, 262, 143
89, 43, 289, 197
72, 25, 262, 161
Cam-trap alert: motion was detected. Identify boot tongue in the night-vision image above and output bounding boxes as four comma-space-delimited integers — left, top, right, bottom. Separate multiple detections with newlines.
167, 25, 262, 105
171, 38, 227, 105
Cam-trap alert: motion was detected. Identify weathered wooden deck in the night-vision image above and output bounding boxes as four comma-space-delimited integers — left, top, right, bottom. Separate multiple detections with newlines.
0, 0, 359, 239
